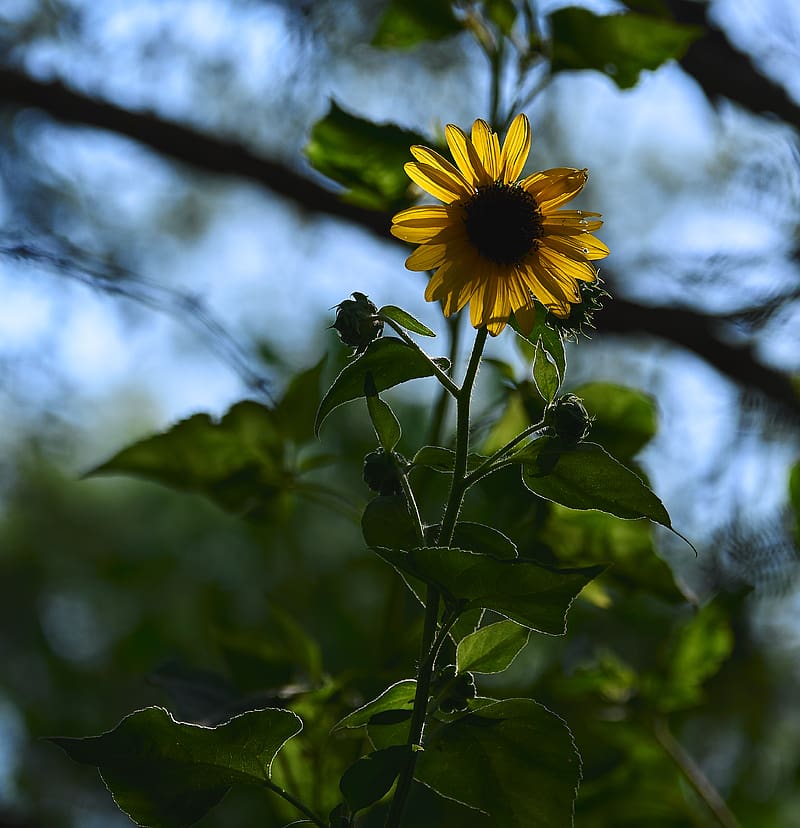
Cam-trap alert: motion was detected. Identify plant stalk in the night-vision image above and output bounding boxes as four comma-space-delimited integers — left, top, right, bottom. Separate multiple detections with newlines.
384, 327, 488, 828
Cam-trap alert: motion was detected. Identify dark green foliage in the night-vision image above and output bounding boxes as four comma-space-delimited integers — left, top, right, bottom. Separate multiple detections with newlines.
550, 7, 701, 89
374, 546, 605, 634
518, 437, 672, 526
416, 699, 581, 828
372, 0, 462, 49
315, 337, 450, 433
52, 706, 302, 827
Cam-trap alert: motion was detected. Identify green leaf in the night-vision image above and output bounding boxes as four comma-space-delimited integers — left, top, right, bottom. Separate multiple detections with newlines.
573, 382, 657, 461
511, 306, 566, 382
315, 338, 449, 434
305, 102, 427, 211
361, 495, 419, 550
485, 0, 518, 36
790, 460, 800, 539
339, 745, 410, 813
451, 522, 517, 560
378, 305, 436, 337
411, 446, 488, 475
373, 0, 462, 49
374, 546, 604, 634
331, 680, 416, 733
550, 8, 701, 89
456, 620, 530, 674
88, 401, 287, 518
533, 340, 561, 403
51, 706, 302, 828
365, 376, 402, 453
416, 699, 581, 827
519, 438, 672, 527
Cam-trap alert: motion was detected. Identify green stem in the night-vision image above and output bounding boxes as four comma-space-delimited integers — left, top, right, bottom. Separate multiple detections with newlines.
384, 327, 488, 828
653, 717, 742, 828
263, 778, 326, 828
379, 317, 460, 398
438, 326, 489, 546
463, 418, 548, 486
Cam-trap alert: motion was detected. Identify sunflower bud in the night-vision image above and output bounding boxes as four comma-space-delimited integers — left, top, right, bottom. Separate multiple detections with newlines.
545, 393, 592, 445
363, 449, 404, 496
432, 664, 476, 714
331, 292, 383, 353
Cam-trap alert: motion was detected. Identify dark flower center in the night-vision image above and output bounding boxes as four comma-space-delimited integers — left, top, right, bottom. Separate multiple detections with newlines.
463, 183, 543, 265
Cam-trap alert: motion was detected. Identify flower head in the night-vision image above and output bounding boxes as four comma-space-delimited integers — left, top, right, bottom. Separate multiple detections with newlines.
391, 114, 609, 336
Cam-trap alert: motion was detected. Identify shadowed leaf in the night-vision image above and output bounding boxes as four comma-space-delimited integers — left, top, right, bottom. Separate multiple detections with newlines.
51, 706, 302, 828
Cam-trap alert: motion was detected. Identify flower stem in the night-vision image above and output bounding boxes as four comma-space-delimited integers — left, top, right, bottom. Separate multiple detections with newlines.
463, 419, 548, 486
379, 316, 460, 398
384, 327, 488, 828
427, 314, 462, 446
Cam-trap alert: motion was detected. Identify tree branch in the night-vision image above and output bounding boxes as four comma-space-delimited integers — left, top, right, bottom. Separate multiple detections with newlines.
1, 63, 798, 416
0, 65, 389, 237
665, 0, 800, 130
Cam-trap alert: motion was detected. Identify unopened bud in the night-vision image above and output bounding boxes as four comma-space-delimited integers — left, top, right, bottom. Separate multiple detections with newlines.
363, 448, 403, 496
545, 393, 592, 444
331, 292, 383, 353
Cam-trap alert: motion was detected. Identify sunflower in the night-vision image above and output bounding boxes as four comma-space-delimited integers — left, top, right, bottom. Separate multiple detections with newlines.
391, 114, 609, 336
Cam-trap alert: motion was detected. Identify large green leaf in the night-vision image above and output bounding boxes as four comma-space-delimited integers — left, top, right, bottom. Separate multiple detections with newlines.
374, 546, 604, 634
315, 338, 450, 434
456, 620, 530, 674
373, 0, 462, 49
533, 339, 561, 403
305, 102, 427, 211
51, 706, 302, 828
416, 699, 581, 828
365, 377, 402, 452
88, 401, 287, 517
574, 382, 657, 462
550, 8, 701, 89
272, 357, 326, 444
790, 460, 800, 539
518, 438, 672, 527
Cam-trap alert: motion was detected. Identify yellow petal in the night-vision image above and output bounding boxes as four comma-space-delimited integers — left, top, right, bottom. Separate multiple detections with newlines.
544, 233, 609, 261
470, 119, 500, 181
525, 258, 581, 304
542, 211, 603, 234
513, 301, 538, 335
499, 114, 532, 184
526, 168, 588, 211
410, 145, 473, 192
391, 219, 464, 244
405, 243, 449, 271
445, 124, 491, 188
538, 246, 597, 283
405, 161, 472, 204
392, 204, 452, 226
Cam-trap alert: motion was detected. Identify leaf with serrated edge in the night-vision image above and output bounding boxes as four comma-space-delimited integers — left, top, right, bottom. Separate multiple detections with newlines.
51, 706, 302, 828
456, 620, 530, 674
416, 698, 580, 828
374, 547, 604, 634
332, 680, 416, 733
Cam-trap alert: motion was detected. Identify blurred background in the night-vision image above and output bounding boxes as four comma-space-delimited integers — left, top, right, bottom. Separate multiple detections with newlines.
1, 0, 799, 826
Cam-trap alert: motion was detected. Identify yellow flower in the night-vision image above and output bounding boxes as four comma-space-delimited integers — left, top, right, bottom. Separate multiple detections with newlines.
391, 114, 609, 336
